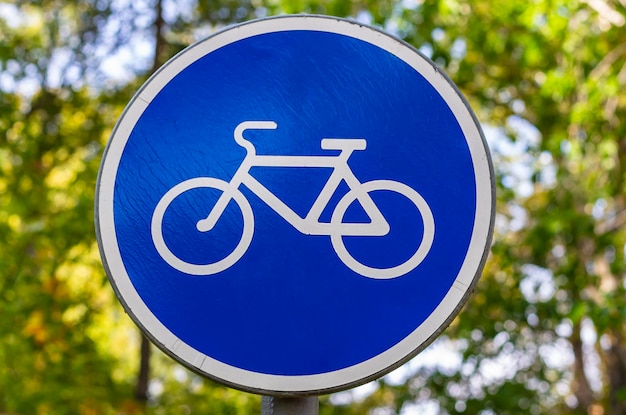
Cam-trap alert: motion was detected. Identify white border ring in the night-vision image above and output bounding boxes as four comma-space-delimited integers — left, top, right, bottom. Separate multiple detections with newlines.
95, 15, 495, 396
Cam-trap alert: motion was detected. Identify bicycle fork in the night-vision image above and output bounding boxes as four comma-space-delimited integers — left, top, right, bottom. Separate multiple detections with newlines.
196, 121, 276, 232
195, 167, 250, 232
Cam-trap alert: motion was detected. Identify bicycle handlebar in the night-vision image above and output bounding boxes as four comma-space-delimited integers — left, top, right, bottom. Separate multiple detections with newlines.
234, 121, 278, 155
234, 121, 367, 155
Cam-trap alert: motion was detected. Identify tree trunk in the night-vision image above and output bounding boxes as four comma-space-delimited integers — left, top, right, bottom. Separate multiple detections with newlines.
134, 0, 166, 403
605, 332, 626, 415
135, 334, 152, 402
151, 0, 166, 75
571, 321, 594, 411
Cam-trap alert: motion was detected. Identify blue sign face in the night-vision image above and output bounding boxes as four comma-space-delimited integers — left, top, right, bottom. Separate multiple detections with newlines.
96, 16, 494, 395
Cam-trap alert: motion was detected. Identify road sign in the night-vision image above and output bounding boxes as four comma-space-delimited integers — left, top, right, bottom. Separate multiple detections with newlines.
95, 15, 495, 395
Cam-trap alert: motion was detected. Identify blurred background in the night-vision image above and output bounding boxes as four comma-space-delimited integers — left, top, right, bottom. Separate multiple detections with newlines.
1, 0, 626, 414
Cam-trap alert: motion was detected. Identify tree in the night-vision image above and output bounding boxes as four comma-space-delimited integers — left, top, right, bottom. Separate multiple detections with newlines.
2, 0, 626, 414
344, 1, 626, 414
0, 1, 147, 412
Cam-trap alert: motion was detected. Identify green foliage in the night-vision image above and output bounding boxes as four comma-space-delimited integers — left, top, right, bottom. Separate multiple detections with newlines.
2, 0, 626, 413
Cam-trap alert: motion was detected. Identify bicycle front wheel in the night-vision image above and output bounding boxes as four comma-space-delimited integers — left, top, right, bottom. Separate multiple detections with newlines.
151, 177, 254, 275
330, 180, 434, 279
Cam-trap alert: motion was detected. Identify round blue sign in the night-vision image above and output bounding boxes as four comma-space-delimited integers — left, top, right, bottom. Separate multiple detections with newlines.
96, 15, 494, 395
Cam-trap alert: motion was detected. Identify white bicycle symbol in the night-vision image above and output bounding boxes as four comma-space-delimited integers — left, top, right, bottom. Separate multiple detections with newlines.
151, 121, 435, 279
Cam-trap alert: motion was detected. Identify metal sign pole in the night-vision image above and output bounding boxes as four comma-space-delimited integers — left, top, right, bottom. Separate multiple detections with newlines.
261, 396, 319, 415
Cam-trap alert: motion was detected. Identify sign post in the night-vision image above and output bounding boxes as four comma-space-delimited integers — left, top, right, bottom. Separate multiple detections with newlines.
261, 396, 318, 415
96, 14, 494, 407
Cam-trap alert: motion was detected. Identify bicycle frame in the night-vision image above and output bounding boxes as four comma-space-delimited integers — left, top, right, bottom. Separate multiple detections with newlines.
197, 122, 389, 237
